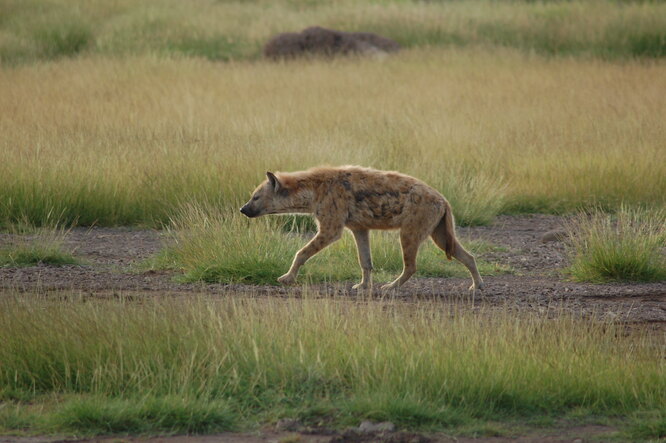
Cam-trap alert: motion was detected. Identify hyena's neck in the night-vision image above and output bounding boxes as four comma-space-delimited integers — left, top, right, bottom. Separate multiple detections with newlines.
288, 188, 316, 213
279, 172, 320, 214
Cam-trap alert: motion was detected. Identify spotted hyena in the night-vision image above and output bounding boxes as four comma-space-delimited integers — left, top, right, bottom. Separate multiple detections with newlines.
240, 166, 484, 292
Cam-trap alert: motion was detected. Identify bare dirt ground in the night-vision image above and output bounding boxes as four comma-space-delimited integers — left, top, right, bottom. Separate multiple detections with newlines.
0, 423, 622, 443
1, 215, 664, 326
1, 215, 664, 442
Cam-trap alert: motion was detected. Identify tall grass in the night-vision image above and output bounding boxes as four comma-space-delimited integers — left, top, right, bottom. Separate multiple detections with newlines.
0, 294, 663, 435
2, 0, 666, 64
154, 204, 509, 285
0, 51, 664, 228
566, 207, 666, 283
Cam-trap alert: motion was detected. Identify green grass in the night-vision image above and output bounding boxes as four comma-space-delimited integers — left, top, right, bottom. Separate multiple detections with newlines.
0, 396, 236, 435
566, 207, 666, 283
51, 396, 237, 435
0, 403, 35, 433
0, 228, 78, 267
2, 0, 666, 64
32, 17, 92, 60
0, 294, 663, 436
152, 205, 511, 285
165, 35, 255, 62
627, 411, 666, 441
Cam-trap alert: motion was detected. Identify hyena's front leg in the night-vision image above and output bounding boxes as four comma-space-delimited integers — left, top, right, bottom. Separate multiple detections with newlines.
351, 229, 373, 290
278, 223, 344, 285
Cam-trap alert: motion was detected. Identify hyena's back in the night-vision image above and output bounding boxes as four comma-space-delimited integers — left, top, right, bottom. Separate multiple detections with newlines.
303, 166, 448, 231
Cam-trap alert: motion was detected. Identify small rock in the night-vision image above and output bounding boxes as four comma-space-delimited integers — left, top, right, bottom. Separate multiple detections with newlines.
358, 420, 395, 433
541, 229, 569, 243
276, 418, 303, 432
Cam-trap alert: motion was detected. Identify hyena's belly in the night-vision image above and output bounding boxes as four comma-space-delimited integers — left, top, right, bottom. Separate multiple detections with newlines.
346, 190, 409, 229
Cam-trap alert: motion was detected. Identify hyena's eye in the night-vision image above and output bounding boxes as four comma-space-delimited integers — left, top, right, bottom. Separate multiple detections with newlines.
252, 196, 260, 201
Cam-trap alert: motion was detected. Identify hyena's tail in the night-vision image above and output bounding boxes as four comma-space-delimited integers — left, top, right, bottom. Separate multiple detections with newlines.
431, 200, 457, 260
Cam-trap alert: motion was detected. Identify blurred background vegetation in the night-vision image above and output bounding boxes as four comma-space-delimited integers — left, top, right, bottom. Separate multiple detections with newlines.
1, 0, 666, 65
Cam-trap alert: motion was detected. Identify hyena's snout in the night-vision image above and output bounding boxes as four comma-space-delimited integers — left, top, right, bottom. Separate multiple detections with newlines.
239, 204, 257, 218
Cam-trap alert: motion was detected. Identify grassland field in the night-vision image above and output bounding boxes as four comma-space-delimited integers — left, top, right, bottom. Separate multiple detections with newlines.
1, 0, 665, 441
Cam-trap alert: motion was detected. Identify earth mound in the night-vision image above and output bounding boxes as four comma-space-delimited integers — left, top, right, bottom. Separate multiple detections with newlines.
264, 26, 400, 59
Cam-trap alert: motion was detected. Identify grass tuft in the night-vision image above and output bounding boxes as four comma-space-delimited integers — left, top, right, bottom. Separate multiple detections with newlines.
0, 228, 79, 267
51, 396, 236, 435
627, 411, 666, 441
344, 394, 468, 428
565, 207, 666, 283
0, 403, 35, 433
33, 19, 92, 59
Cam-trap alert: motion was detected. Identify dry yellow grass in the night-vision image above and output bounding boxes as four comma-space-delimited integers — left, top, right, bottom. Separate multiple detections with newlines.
0, 48, 664, 226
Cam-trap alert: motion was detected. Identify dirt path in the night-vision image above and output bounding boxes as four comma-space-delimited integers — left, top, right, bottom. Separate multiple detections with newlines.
0, 423, 621, 443
1, 215, 664, 325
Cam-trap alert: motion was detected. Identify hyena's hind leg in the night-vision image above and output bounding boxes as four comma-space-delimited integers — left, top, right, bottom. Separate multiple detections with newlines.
452, 240, 485, 293
431, 227, 484, 293
381, 227, 430, 292
351, 229, 372, 290
278, 222, 344, 285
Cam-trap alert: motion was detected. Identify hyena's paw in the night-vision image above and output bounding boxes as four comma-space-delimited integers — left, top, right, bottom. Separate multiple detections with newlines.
468, 281, 485, 293
380, 282, 399, 293
277, 273, 297, 285
352, 282, 371, 291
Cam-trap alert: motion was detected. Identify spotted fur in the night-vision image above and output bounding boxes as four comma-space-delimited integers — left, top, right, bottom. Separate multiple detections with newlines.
240, 166, 484, 292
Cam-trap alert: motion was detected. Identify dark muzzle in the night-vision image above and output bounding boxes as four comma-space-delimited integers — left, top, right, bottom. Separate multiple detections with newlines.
240, 205, 257, 218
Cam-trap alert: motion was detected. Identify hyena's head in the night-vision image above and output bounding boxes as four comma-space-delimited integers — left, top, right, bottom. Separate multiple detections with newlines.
240, 172, 311, 218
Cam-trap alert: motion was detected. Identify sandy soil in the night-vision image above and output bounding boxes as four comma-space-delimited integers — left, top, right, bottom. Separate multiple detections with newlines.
1, 215, 664, 326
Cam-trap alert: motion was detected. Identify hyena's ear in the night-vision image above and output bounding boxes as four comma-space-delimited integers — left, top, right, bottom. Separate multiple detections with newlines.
266, 172, 281, 193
